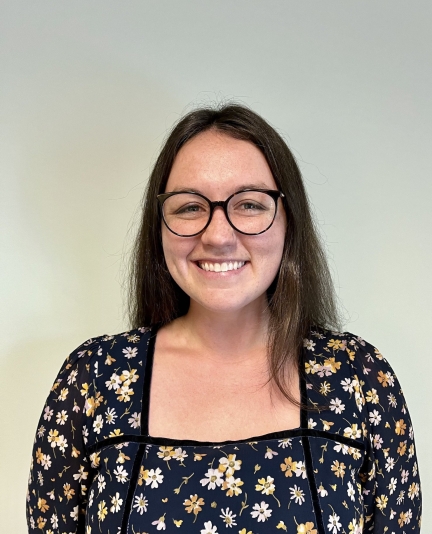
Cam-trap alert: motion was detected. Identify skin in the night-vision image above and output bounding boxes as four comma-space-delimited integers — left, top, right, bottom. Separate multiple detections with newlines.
150, 130, 300, 440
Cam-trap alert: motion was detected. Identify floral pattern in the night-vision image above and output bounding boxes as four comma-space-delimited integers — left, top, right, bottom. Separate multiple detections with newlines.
26, 326, 422, 533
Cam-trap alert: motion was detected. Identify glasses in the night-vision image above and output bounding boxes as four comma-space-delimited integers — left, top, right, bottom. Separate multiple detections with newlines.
157, 189, 285, 237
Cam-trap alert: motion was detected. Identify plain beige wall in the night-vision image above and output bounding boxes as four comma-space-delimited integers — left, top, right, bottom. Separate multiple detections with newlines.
2, 1, 431, 531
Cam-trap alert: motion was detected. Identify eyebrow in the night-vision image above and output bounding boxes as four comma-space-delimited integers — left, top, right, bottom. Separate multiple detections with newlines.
170, 182, 271, 194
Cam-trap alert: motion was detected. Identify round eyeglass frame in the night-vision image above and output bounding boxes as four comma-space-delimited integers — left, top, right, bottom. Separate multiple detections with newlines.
157, 188, 286, 237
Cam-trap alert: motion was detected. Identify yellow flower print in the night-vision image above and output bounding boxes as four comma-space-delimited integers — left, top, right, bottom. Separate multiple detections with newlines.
397, 441, 407, 456
36, 516, 46, 529
319, 381, 332, 395
183, 494, 204, 519
97, 500, 108, 521
222, 476, 244, 497
280, 456, 297, 477
255, 476, 275, 495
137, 465, 149, 486
331, 460, 346, 478
37, 498, 49, 513
376, 494, 388, 510
377, 371, 389, 387
63, 483, 75, 501
157, 446, 176, 462
297, 523, 317, 534
323, 357, 341, 373
395, 419, 406, 435
35, 447, 44, 464
346, 349, 355, 361
108, 429, 124, 438
365, 388, 379, 404
85, 392, 104, 416
327, 339, 343, 350
47, 429, 59, 446
239, 529, 254, 534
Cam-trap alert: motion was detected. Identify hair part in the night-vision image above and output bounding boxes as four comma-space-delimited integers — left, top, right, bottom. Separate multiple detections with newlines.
126, 103, 342, 407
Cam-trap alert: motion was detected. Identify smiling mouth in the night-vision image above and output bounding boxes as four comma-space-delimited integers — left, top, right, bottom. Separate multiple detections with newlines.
196, 260, 248, 272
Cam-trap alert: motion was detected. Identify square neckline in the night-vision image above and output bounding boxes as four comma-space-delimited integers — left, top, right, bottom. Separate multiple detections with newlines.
140, 323, 308, 446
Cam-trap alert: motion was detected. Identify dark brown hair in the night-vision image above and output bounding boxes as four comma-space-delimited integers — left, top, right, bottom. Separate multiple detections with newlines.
127, 103, 341, 405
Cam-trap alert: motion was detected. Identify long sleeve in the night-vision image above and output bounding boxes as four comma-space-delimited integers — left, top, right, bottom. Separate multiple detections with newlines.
350, 335, 422, 532
26, 336, 102, 533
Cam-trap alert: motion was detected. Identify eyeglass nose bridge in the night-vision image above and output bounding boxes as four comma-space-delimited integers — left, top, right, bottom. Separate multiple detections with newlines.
205, 199, 235, 231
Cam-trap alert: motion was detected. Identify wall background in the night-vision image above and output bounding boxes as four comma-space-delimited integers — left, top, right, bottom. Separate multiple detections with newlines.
1, 1, 431, 531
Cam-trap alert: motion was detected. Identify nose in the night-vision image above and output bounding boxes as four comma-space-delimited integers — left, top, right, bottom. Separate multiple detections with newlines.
200, 205, 236, 245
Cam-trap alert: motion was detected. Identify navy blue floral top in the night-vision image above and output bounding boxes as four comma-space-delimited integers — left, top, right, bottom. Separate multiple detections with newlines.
26, 325, 422, 534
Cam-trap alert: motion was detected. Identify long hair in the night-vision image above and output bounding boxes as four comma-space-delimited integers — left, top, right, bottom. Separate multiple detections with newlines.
127, 103, 342, 406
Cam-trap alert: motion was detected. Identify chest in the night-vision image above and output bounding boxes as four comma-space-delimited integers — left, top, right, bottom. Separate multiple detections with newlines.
147, 346, 301, 442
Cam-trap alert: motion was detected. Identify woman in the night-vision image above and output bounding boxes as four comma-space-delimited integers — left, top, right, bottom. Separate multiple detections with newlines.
26, 105, 422, 533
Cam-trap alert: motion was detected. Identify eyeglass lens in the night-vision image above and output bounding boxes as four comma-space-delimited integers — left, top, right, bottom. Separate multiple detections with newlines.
162, 191, 277, 235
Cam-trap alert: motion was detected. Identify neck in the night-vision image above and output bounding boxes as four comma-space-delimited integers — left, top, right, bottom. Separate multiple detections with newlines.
169, 302, 271, 365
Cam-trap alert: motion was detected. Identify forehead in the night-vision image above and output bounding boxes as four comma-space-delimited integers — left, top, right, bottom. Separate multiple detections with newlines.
165, 130, 277, 195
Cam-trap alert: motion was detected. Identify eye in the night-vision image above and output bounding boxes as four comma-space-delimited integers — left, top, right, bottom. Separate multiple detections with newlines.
175, 204, 203, 214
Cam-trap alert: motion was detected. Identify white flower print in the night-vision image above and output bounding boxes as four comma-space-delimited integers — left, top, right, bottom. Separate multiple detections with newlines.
40, 454, 51, 470
347, 481, 356, 501
303, 339, 316, 351
146, 468, 164, 488
105, 373, 122, 390
308, 418, 317, 429
318, 483, 328, 497
123, 346, 138, 359
388, 477, 397, 494
128, 411, 141, 429
289, 485, 305, 504
328, 512, 342, 533
329, 398, 345, 414
385, 457, 395, 472
97, 474, 106, 493
152, 515, 167, 530
388, 393, 397, 408
70, 505, 79, 521
250, 501, 272, 521
264, 446, 279, 459
113, 465, 128, 483
369, 409, 382, 426
174, 447, 188, 462
372, 434, 384, 450
56, 410, 68, 425
105, 407, 117, 424
93, 414, 103, 434
57, 435, 68, 453
110, 492, 123, 513
277, 438, 292, 448
133, 493, 148, 514
219, 507, 237, 528
295, 461, 307, 479
72, 465, 87, 482
67, 368, 78, 385
200, 469, 223, 490
43, 406, 53, 421
201, 521, 218, 534
219, 455, 242, 476
50, 513, 58, 528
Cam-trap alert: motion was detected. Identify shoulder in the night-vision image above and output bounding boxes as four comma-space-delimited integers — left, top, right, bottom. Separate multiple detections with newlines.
304, 327, 390, 372
56, 326, 154, 381
303, 327, 404, 405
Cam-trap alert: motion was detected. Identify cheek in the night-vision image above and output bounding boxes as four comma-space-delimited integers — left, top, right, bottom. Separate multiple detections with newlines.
161, 227, 194, 274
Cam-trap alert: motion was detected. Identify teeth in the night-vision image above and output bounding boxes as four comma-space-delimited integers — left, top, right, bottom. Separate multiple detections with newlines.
198, 261, 246, 272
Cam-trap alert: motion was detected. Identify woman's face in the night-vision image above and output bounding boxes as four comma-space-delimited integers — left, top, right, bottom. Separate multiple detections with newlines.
161, 130, 287, 316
